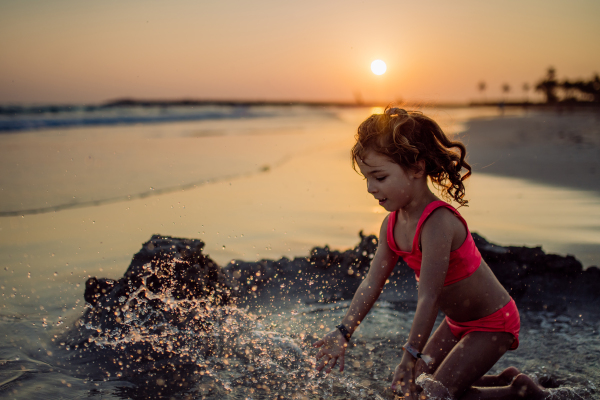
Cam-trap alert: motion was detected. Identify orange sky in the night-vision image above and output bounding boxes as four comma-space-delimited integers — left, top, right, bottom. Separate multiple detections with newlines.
1, 0, 599, 104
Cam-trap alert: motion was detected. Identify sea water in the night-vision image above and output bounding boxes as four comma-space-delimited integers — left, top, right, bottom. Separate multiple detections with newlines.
1, 105, 599, 399
3, 279, 598, 399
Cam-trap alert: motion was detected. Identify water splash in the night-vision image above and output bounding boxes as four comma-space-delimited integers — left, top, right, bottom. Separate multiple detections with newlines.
62, 261, 385, 399
532, 372, 596, 400
416, 374, 453, 400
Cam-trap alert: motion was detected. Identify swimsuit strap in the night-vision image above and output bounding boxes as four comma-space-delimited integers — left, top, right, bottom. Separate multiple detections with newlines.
387, 201, 468, 254
386, 211, 401, 253
413, 201, 468, 251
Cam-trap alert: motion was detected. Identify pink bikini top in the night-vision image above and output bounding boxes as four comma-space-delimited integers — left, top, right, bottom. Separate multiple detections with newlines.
387, 200, 481, 286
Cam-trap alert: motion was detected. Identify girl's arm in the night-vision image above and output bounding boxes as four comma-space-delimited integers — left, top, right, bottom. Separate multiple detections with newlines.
313, 215, 399, 373
340, 216, 399, 334
391, 209, 455, 397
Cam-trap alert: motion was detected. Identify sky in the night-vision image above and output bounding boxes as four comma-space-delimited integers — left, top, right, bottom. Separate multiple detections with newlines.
1, 0, 599, 104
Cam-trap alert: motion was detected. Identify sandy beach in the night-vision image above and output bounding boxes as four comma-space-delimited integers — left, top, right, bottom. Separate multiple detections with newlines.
461, 110, 600, 194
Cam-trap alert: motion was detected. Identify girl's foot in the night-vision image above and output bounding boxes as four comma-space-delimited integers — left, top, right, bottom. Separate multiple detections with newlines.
511, 374, 549, 399
496, 366, 521, 385
473, 366, 521, 387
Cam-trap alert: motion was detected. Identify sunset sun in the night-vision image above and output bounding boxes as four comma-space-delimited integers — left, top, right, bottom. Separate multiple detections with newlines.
371, 59, 387, 75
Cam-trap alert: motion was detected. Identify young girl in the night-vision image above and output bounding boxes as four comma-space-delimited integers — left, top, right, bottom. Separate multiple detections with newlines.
313, 108, 547, 399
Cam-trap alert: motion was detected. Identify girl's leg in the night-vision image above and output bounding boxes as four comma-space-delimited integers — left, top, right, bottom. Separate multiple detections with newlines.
461, 374, 548, 400
415, 321, 519, 386
428, 331, 547, 399
472, 366, 521, 387
415, 319, 459, 376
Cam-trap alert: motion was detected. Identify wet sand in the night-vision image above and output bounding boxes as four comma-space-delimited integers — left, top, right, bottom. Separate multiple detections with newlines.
460, 110, 600, 194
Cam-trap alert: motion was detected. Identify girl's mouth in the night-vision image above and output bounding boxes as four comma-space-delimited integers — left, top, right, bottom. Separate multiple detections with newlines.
378, 198, 387, 206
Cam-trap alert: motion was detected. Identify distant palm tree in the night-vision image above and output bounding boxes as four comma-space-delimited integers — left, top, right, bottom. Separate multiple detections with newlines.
522, 83, 530, 102
502, 83, 511, 102
535, 67, 559, 103
477, 81, 487, 103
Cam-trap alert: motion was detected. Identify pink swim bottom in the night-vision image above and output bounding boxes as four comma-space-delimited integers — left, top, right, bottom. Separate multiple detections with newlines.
445, 298, 520, 350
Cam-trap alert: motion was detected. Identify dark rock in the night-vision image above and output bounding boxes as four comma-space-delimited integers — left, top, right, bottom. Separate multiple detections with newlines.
83, 235, 233, 312
472, 233, 599, 309
84, 277, 116, 306
79, 232, 599, 322
223, 231, 379, 302
66, 235, 235, 383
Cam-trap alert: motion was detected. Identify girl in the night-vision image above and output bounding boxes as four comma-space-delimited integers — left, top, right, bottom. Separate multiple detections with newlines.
313, 108, 547, 399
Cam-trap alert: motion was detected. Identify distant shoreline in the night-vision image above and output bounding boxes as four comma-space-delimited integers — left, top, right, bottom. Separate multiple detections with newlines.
1, 99, 598, 134
2, 98, 600, 114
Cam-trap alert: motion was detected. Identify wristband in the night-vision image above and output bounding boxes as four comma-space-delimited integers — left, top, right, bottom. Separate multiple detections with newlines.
402, 342, 432, 365
336, 324, 352, 342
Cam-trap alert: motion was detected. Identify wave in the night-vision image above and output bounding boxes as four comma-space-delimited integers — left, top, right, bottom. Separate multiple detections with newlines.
0, 101, 351, 132
0, 106, 275, 132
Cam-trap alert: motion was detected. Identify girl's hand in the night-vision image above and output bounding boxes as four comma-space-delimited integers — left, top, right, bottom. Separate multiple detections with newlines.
312, 329, 348, 373
391, 356, 418, 399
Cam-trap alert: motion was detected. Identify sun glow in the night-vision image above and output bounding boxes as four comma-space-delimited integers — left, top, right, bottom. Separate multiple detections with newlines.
371, 60, 387, 75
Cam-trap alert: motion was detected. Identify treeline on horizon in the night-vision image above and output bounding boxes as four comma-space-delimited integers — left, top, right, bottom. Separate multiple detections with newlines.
535, 67, 600, 104
475, 67, 600, 105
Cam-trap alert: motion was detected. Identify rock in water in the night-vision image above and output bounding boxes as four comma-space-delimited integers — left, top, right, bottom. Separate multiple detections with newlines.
84, 234, 233, 309
473, 233, 600, 312
63, 235, 240, 397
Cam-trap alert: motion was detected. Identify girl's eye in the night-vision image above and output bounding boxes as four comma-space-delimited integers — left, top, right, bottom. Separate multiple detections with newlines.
376, 177, 386, 182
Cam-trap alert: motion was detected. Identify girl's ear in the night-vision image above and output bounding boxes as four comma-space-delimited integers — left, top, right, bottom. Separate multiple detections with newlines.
411, 159, 426, 179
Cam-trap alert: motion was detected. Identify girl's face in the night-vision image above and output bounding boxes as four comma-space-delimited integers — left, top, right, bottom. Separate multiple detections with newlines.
357, 149, 419, 212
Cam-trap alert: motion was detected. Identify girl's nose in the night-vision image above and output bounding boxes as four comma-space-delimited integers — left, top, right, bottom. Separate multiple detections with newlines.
367, 181, 377, 194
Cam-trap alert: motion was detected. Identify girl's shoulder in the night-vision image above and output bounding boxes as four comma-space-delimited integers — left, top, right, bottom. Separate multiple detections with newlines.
420, 205, 468, 249
423, 205, 465, 230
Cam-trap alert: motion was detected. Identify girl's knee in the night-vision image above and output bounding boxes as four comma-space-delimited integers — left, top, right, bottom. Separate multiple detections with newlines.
499, 366, 521, 383
503, 366, 521, 375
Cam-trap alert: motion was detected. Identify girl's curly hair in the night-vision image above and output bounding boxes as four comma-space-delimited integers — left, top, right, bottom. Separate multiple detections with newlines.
351, 107, 472, 207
